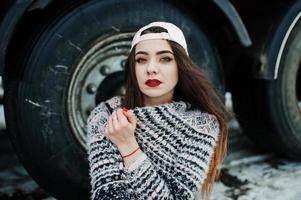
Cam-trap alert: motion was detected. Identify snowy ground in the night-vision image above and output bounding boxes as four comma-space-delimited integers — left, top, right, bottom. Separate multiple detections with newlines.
196, 119, 301, 200
210, 154, 301, 200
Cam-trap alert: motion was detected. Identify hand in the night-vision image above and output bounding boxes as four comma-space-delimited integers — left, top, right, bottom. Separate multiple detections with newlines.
104, 108, 139, 155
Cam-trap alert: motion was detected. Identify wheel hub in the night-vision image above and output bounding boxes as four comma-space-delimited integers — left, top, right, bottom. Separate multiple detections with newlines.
67, 32, 133, 148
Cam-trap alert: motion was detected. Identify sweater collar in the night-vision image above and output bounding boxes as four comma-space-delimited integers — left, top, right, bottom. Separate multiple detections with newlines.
105, 96, 191, 113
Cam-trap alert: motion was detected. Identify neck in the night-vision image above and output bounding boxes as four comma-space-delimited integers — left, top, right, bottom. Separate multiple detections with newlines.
143, 92, 173, 107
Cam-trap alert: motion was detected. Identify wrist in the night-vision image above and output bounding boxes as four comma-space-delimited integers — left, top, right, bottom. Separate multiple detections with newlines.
123, 150, 144, 169
122, 146, 140, 158
117, 141, 139, 156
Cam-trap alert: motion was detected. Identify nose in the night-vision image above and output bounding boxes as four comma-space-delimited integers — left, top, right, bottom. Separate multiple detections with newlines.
146, 58, 159, 75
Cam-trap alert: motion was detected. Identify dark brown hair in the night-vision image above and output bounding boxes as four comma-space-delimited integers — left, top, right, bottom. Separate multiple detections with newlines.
122, 26, 229, 198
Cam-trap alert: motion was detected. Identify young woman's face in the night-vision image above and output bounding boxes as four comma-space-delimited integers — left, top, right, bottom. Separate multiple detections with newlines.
134, 39, 178, 106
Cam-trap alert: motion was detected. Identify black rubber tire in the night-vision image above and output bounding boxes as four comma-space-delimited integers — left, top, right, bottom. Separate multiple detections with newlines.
232, 19, 301, 160
4, 0, 223, 199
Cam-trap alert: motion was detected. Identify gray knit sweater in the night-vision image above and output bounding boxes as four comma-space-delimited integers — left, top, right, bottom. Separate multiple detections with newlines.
87, 96, 219, 200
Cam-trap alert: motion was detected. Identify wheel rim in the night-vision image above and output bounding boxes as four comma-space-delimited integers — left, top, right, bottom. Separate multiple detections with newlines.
67, 32, 133, 148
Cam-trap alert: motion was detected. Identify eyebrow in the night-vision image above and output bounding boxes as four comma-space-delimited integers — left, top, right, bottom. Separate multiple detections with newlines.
135, 50, 174, 56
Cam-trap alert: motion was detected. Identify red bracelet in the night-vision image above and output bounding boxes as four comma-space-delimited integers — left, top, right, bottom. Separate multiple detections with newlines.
121, 147, 141, 158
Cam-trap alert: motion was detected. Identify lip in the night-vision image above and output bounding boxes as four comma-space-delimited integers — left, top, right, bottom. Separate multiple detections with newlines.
145, 79, 162, 87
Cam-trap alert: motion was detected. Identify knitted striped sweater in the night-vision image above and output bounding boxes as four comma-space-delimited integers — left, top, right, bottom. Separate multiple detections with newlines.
87, 96, 219, 200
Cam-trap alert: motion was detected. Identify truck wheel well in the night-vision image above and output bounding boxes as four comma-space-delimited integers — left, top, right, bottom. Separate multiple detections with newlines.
4, 0, 244, 83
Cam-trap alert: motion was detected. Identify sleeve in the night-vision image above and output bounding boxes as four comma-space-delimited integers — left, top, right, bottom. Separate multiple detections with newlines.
124, 153, 174, 200
86, 102, 132, 200
123, 114, 220, 200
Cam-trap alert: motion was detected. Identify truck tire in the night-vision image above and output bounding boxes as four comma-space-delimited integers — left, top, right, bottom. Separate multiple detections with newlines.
4, 0, 223, 199
232, 17, 301, 160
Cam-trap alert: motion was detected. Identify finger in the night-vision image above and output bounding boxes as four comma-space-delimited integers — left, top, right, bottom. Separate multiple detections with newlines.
112, 111, 119, 130
104, 123, 108, 135
117, 108, 127, 124
122, 110, 137, 124
108, 116, 114, 134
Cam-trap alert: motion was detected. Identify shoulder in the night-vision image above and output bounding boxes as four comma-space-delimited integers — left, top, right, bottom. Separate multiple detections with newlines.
184, 110, 220, 140
201, 112, 220, 138
164, 101, 220, 138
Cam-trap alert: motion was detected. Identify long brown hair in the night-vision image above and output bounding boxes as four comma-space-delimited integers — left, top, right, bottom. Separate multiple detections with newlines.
122, 26, 229, 199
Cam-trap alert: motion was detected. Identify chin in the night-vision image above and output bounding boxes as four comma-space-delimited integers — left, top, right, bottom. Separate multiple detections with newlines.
144, 93, 165, 98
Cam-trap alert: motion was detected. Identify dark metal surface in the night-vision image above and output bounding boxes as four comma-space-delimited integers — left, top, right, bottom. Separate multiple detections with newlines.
212, 0, 252, 47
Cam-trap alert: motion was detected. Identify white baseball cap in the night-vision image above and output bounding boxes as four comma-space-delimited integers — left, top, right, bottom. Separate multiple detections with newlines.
130, 21, 189, 55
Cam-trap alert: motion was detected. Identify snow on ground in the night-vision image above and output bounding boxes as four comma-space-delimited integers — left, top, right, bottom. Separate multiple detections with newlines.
208, 154, 301, 200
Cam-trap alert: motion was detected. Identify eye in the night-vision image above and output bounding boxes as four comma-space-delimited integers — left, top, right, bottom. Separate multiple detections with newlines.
135, 58, 147, 64
161, 57, 172, 62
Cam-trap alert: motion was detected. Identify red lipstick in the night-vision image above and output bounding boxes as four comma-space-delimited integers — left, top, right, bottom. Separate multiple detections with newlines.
145, 79, 162, 87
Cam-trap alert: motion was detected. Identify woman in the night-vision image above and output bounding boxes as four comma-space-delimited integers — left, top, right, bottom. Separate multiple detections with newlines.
87, 21, 228, 200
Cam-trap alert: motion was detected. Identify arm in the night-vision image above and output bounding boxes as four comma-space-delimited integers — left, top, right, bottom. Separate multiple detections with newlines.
86, 103, 132, 200
123, 114, 220, 200
123, 151, 174, 200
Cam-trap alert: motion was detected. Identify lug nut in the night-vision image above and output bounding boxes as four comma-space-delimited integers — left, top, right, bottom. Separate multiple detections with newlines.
120, 86, 126, 95
100, 65, 110, 75
121, 59, 127, 69
87, 84, 97, 94
86, 106, 94, 116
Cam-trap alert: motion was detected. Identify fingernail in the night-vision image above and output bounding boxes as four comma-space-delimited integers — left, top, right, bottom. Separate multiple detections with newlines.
122, 107, 128, 112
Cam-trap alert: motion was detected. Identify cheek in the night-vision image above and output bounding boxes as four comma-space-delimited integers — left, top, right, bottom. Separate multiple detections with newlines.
168, 64, 179, 84
135, 67, 144, 85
